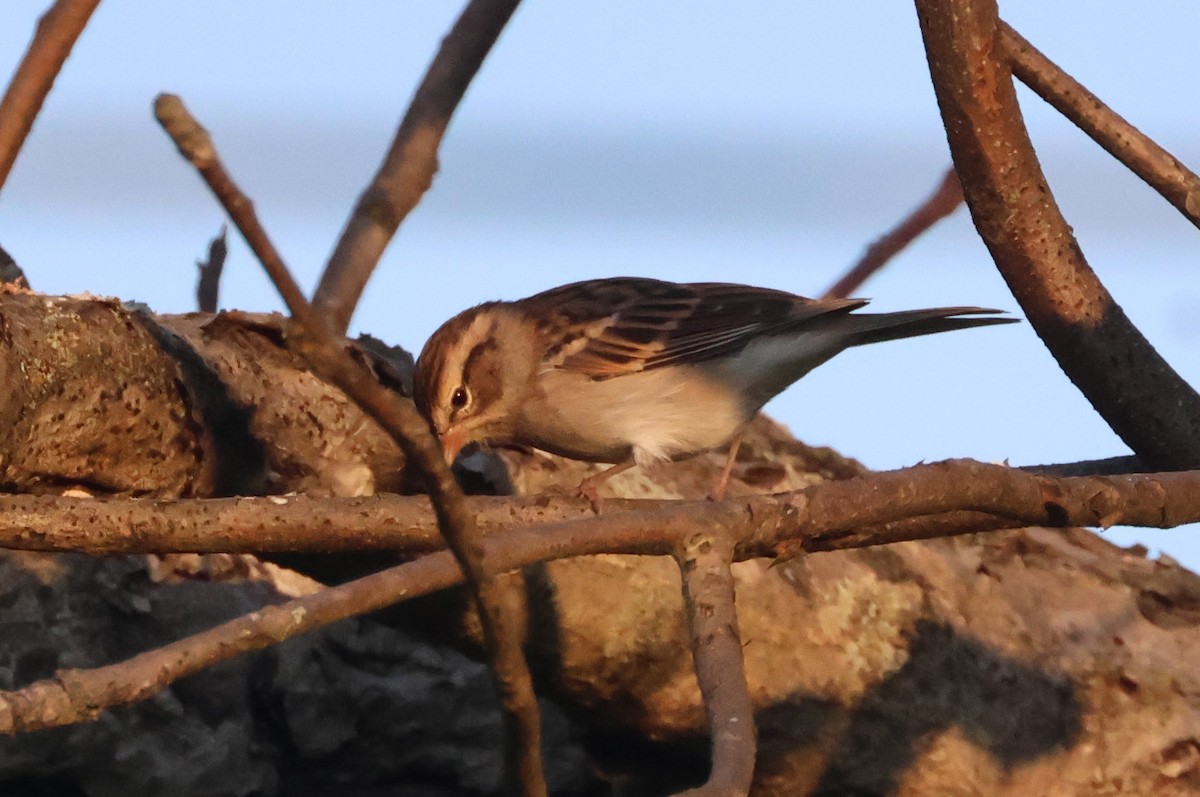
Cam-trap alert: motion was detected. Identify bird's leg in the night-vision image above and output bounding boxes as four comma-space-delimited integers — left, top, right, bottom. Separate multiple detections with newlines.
576, 460, 636, 511
708, 430, 746, 501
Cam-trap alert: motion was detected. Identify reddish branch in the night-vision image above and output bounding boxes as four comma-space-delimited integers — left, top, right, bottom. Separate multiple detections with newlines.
312, 0, 524, 333
1000, 21, 1200, 233
674, 532, 756, 796
154, 94, 546, 797
913, 0, 1200, 469
4, 461, 1200, 557
3, 460, 1200, 735
766, 459, 1199, 556
0, 491, 606, 554
824, 167, 964, 299
0, 0, 100, 192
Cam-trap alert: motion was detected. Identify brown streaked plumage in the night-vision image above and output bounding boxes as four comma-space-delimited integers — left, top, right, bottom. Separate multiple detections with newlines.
414, 277, 1017, 497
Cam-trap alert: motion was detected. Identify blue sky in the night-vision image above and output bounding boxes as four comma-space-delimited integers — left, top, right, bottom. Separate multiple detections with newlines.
2, 2, 1199, 564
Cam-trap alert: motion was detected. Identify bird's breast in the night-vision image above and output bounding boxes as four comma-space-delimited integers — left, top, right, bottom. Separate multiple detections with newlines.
513, 366, 750, 465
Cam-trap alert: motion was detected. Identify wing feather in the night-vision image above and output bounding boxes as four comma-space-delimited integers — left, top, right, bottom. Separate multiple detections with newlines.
515, 278, 865, 379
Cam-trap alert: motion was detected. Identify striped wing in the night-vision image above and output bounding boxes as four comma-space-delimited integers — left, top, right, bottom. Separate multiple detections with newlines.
516, 278, 865, 379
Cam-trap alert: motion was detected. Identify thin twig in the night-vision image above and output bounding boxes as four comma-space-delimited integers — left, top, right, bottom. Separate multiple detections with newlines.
824, 167, 964, 299
0, 0, 101, 192
154, 93, 546, 797
312, 0, 523, 333
1000, 21, 1200, 232
4, 459, 1200, 734
673, 532, 756, 797
195, 225, 228, 312
913, 0, 1200, 469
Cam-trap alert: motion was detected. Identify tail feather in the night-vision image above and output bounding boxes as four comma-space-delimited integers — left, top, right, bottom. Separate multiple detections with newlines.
844, 307, 1018, 347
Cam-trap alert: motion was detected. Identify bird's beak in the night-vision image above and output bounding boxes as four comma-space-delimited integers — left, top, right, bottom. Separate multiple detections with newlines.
439, 426, 467, 465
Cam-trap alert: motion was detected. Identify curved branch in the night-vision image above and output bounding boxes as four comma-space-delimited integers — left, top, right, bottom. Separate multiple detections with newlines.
913, 0, 1200, 469
312, 0, 523, 333
1000, 21, 1200, 232
0, 0, 100, 192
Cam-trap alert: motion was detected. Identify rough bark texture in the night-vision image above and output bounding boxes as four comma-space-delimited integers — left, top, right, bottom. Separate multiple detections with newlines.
0, 291, 228, 496
0, 290, 415, 498
0, 552, 596, 797
1, 293, 1199, 795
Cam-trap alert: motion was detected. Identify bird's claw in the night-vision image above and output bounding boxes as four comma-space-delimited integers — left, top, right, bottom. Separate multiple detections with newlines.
575, 474, 606, 513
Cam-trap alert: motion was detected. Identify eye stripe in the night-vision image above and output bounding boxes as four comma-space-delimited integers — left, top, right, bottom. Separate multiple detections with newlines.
462, 339, 497, 376
458, 337, 503, 416
414, 303, 498, 420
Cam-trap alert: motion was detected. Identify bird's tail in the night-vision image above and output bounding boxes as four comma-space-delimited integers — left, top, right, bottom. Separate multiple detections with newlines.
844, 307, 1018, 347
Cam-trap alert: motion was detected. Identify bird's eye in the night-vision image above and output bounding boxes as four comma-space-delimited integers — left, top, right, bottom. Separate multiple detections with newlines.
450, 386, 470, 410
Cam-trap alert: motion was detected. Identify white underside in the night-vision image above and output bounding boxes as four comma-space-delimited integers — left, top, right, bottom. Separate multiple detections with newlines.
514, 330, 853, 465
515, 365, 744, 465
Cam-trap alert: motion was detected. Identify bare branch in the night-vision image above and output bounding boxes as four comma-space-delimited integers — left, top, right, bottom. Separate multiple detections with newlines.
913, 0, 1200, 469
4, 460, 1200, 737
0, 492, 577, 554
824, 167, 964, 300
771, 459, 1200, 557
1000, 21, 1200, 232
0, 0, 100, 193
195, 225, 228, 312
154, 92, 546, 797
312, 0, 524, 333
154, 95, 310, 316
673, 532, 756, 797
0, 550, 462, 734
3, 461, 1200, 557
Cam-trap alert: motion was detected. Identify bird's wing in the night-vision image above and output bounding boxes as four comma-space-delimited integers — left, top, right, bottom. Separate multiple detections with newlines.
517, 278, 866, 379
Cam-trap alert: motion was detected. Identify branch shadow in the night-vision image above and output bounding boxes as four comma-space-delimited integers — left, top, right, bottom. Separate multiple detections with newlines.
803, 618, 1082, 796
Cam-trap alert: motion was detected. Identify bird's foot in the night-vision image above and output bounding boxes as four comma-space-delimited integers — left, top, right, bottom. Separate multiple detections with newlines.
574, 461, 636, 513
706, 431, 745, 501
575, 477, 606, 513
707, 472, 732, 502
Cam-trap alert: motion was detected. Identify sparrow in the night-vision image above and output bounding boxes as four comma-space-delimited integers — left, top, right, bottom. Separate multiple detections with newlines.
414, 277, 1015, 499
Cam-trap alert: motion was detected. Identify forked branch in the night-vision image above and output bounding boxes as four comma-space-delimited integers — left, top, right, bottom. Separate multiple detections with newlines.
913, 0, 1200, 469
2, 460, 1200, 737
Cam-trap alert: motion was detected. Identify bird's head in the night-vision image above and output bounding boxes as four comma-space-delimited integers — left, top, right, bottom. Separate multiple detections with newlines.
414, 304, 538, 463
